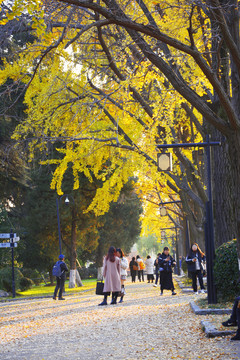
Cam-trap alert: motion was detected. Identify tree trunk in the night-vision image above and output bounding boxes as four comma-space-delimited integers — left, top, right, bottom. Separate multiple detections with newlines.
227, 130, 240, 257
211, 128, 237, 247
76, 269, 83, 287
69, 269, 76, 288
69, 206, 77, 288
97, 267, 103, 280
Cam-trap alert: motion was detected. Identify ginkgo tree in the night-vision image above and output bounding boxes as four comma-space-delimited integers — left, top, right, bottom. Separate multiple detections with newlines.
0, 0, 238, 257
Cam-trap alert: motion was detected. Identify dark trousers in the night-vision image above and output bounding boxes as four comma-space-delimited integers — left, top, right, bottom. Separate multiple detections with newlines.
131, 270, 136, 282
230, 296, 240, 329
155, 272, 159, 285
53, 277, 65, 299
147, 274, 154, 282
138, 270, 144, 282
190, 270, 205, 292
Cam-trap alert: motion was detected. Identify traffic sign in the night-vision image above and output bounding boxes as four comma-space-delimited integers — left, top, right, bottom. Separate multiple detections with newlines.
0, 243, 17, 248
0, 233, 16, 239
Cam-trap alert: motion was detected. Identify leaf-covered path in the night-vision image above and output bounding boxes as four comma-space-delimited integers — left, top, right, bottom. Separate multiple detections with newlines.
0, 281, 239, 360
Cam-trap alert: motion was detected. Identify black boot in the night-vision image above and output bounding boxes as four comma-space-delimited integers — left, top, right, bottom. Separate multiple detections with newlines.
119, 285, 125, 303
110, 293, 117, 305
222, 318, 237, 327
99, 294, 108, 306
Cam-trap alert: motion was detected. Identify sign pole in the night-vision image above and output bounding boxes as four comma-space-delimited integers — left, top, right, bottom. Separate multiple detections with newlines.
10, 230, 16, 298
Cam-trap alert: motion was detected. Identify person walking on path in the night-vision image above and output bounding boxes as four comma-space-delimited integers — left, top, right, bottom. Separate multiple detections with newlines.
136, 255, 145, 282
99, 246, 121, 306
116, 248, 128, 303
129, 256, 138, 282
153, 253, 161, 287
145, 255, 154, 283
186, 243, 206, 294
53, 254, 68, 300
222, 296, 240, 340
159, 247, 177, 296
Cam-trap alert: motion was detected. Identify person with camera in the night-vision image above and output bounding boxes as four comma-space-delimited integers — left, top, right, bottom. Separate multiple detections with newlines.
186, 243, 206, 294
158, 247, 177, 296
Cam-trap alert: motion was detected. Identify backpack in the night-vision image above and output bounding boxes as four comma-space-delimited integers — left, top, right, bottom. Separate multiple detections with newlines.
52, 260, 63, 277
139, 260, 145, 270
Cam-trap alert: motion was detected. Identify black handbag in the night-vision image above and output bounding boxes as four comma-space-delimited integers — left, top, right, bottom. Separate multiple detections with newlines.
96, 281, 104, 295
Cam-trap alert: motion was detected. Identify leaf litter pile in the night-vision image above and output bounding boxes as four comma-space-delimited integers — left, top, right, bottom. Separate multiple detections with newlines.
0, 281, 239, 360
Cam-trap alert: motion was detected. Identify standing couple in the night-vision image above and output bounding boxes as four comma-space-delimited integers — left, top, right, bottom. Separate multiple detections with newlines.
99, 246, 128, 306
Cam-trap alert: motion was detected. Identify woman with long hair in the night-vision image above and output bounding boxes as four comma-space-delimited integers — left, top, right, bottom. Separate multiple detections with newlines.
99, 246, 121, 306
116, 248, 128, 303
186, 243, 206, 294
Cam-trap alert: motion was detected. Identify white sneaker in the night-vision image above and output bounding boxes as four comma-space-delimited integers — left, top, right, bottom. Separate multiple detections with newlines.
153, 284, 157, 287
200, 289, 205, 294
194, 292, 198, 295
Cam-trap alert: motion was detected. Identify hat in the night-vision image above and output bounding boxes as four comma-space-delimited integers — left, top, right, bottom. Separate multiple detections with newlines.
59, 254, 65, 260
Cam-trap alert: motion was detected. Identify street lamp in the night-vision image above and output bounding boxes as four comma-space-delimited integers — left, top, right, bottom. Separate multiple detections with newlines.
159, 206, 167, 216
157, 152, 172, 171
157, 135, 221, 304
56, 194, 74, 255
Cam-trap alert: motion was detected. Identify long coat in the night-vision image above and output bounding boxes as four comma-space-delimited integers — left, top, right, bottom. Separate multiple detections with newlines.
158, 253, 176, 290
145, 258, 154, 275
103, 256, 121, 293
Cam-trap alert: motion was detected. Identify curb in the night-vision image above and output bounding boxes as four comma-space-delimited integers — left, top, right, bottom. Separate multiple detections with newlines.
190, 300, 232, 315
201, 320, 235, 338
174, 277, 193, 292
0, 288, 95, 303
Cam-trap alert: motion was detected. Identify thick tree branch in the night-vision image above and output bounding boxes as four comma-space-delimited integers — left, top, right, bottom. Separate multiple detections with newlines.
58, 0, 238, 131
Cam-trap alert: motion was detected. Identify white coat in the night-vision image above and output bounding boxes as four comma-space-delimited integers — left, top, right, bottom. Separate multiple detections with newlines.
120, 257, 128, 276
145, 258, 154, 275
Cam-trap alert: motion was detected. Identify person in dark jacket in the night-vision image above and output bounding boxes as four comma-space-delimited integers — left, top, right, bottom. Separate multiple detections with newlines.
153, 253, 161, 287
222, 296, 240, 340
186, 243, 206, 294
129, 256, 138, 283
159, 247, 176, 296
53, 254, 68, 300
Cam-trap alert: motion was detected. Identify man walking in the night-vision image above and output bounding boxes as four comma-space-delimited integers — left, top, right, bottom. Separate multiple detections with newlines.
53, 254, 68, 300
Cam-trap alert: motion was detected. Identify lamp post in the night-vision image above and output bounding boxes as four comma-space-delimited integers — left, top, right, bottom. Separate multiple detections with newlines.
56, 195, 75, 255
157, 135, 220, 304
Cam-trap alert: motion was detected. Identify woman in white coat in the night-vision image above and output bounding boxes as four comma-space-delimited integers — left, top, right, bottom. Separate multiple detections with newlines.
145, 255, 154, 283
116, 248, 129, 303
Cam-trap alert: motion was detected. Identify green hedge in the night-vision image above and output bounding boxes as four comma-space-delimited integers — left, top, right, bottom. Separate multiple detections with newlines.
19, 277, 34, 291
214, 239, 240, 301
21, 268, 41, 285
0, 267, 23, 292
79, 266, 97, 279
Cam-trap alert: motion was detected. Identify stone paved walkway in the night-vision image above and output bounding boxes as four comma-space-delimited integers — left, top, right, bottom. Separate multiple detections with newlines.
0, 281, 239, 360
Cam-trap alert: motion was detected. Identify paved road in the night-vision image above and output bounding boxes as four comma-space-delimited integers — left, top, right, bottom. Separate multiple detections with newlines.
0, 281, 239, 360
